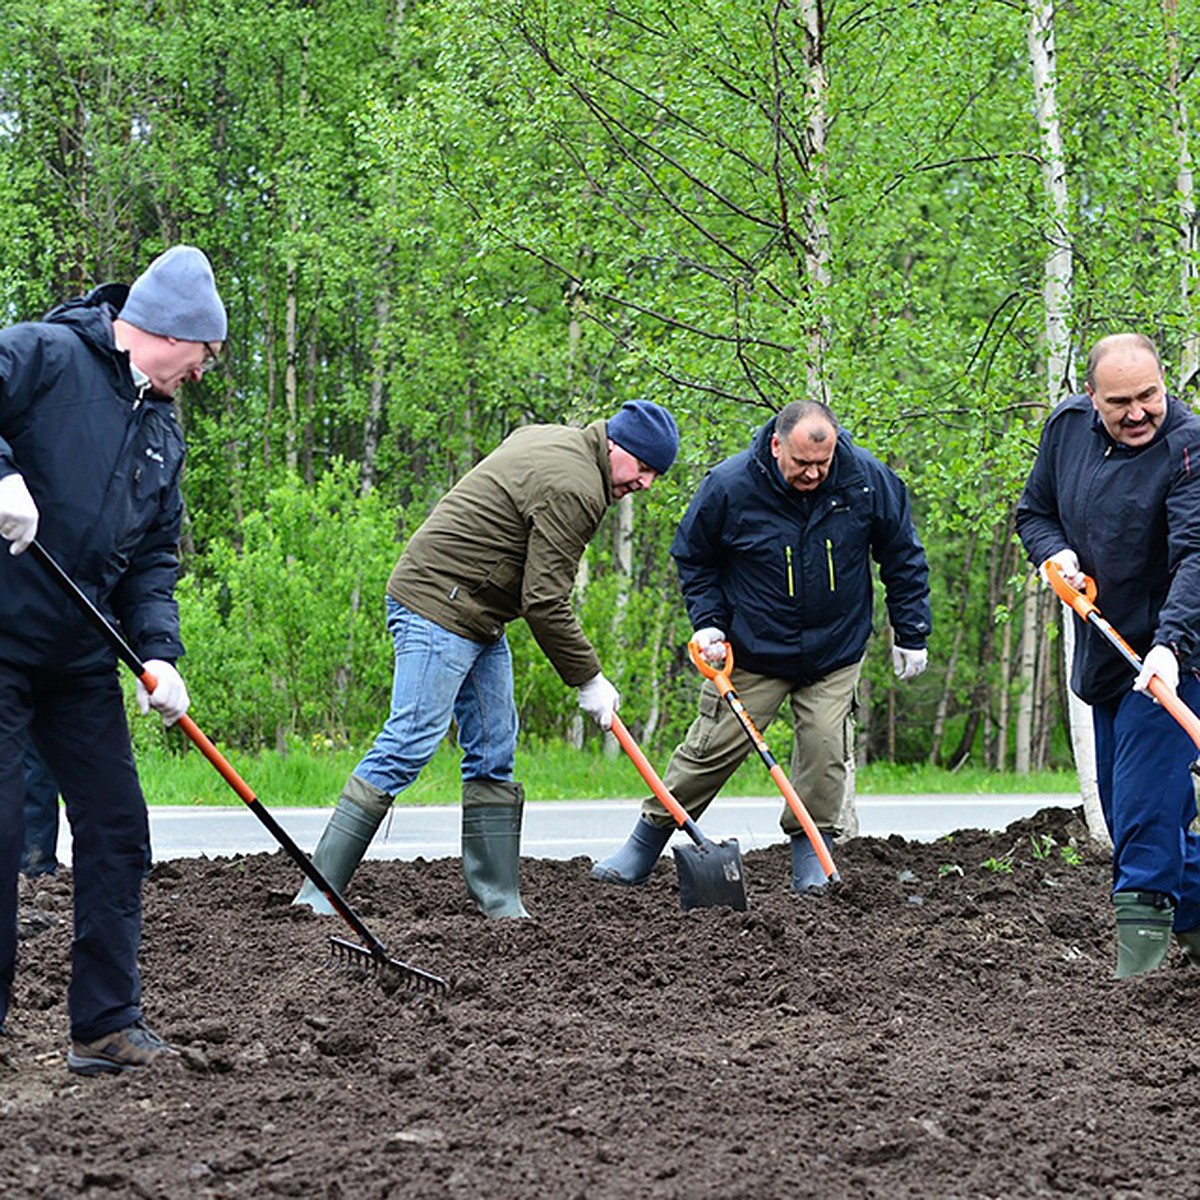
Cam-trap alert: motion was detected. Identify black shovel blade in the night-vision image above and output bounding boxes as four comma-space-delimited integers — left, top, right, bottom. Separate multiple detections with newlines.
673, 838, 748, 912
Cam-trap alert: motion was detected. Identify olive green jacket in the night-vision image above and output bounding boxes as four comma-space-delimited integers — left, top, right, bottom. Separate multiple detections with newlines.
387, 420, 613, 686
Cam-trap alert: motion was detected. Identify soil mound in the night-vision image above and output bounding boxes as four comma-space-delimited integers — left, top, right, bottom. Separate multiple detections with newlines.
4, 805, 1199, 1199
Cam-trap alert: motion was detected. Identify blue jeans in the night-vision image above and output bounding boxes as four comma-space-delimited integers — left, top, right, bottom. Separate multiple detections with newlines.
353, 600, 519, 795
21, 745, 59, 877
1093, 676, 1200, 931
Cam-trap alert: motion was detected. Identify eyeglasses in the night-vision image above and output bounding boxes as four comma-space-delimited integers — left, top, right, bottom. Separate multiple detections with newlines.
199, 342, 221, 374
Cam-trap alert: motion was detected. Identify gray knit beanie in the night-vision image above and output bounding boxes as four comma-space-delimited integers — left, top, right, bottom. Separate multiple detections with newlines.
118, 246, 227, 342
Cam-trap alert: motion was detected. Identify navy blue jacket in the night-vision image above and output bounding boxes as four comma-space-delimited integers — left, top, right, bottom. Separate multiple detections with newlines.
1017, 393, 1200, 706
672, 419, 932, 684
0, 284, 185, 672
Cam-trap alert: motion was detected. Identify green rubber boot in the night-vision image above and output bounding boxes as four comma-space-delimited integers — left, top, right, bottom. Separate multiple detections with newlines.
293, 774, 393, 915
462, 779, 530, 919
1175, 926, 1200, 967
1114, 890, 1175, 979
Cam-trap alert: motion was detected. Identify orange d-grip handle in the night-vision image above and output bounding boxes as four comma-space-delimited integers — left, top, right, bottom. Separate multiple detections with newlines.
688, 638, 733, 680
1041, 558, 1098, 619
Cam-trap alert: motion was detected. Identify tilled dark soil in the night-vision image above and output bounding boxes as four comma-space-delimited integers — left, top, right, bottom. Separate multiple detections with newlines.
2, 804, 1199, 1199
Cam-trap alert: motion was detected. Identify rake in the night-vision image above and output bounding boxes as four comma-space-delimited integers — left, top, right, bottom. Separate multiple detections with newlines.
29, 538, 447, 996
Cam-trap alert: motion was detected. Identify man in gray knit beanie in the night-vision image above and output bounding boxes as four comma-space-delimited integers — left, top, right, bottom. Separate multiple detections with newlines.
0, 244, 226, 1077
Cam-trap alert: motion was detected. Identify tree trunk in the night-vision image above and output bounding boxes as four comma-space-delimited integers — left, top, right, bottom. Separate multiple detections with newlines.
1164, 0, 1200, 390
799, 0, 832, 404
1027, 0, 1104, 827
361, 285, 389, 497
1062, 610, 1109, 846
994, 539, 1015, 771
927, 534, 977, 764
1014, 568, 1039, 774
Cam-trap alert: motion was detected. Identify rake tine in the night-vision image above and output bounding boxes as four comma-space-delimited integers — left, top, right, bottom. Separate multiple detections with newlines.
328, 936, 449, 996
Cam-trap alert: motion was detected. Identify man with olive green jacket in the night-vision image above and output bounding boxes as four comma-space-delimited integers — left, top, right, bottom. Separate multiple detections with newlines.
294, 400, 678, 919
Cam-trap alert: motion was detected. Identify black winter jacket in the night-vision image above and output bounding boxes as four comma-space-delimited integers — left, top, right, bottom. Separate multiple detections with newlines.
1016, 393, 1200, 706
0, 284, 185, 672
672, 419, 932, 684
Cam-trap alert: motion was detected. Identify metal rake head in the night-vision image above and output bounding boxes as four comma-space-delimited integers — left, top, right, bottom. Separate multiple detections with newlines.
328, 936, 449, 996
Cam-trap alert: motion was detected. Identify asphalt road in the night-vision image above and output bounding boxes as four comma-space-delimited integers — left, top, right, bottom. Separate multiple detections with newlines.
50, 793, 1076, 865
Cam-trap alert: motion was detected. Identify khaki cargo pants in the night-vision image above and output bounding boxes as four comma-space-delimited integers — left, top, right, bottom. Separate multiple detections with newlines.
642, 659, 861, 837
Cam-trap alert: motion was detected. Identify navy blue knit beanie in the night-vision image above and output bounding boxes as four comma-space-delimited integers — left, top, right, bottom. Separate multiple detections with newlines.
119, 246, 227, 343
607, 400, 679, 474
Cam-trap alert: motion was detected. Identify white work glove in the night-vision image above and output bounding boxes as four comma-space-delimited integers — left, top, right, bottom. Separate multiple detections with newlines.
1133, 644, 1179, 699
136, 660, 191, 726
692, 626, 728, 666
0, 473, 39, 555
577, 672, 620, 731
892, 646, 928, 681
1039, 548, 1085, 591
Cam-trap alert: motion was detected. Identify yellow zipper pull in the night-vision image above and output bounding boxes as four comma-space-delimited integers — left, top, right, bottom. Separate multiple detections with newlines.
826, 539, 835, 590
786, 545, 795, 597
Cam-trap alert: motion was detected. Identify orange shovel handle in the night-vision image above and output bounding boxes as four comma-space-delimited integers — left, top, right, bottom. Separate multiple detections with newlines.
688, 637, 734, 680
1041, 558, 1200, 755
686, 637, 838, 881
1041, 558, 1098, 619
610, 714, 690, 829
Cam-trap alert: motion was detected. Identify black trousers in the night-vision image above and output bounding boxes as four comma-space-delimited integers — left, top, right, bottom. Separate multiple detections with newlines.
0, 660, 150, 1041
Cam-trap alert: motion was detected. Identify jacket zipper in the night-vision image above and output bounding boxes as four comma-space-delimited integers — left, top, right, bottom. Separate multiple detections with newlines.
826, 539, 836, 591
785, 545, 795, 598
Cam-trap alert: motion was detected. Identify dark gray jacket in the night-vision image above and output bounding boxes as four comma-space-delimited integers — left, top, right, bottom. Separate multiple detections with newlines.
1017, 393, 1200, 705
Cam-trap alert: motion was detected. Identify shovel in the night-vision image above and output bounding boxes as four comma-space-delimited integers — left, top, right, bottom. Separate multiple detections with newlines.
27, 538, 447, 996
609, 713, 748, 911
688, 639, 839, 887
1042, 559, 1200, 756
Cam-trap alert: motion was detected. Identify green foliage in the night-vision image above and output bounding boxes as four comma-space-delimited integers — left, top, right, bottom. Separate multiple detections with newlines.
175, 462, 400, 748
6, 0, 1200, 776
980, 854, 1015, 876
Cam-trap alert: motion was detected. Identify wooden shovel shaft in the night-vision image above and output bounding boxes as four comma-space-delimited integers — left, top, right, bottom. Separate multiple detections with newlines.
1042, 559, 1200, 754
687, 639, 839, 882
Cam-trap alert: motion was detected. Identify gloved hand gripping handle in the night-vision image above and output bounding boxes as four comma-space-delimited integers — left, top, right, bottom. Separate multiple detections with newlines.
687, 639, 839, 883
1041, 558, 1200, 757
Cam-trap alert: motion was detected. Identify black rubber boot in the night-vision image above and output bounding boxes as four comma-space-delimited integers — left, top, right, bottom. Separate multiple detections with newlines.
1114, 890, 1175, 978
462, 779, 529, 919
293, 774, 393, 914
590, 816, 673, 886
791, 830, 836, 895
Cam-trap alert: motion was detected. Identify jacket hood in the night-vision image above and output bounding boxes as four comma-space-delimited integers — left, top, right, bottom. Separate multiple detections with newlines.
43, 283, 129, 361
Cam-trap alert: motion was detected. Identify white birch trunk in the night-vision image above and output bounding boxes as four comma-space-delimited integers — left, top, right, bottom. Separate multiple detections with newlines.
1063, 613, 1110, 847
1015, 572, 1038, 774
800, 0, 853, 834
1164, 0, 1199, 389
1028, 0, 1104, 833
799, 0, 831, 406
